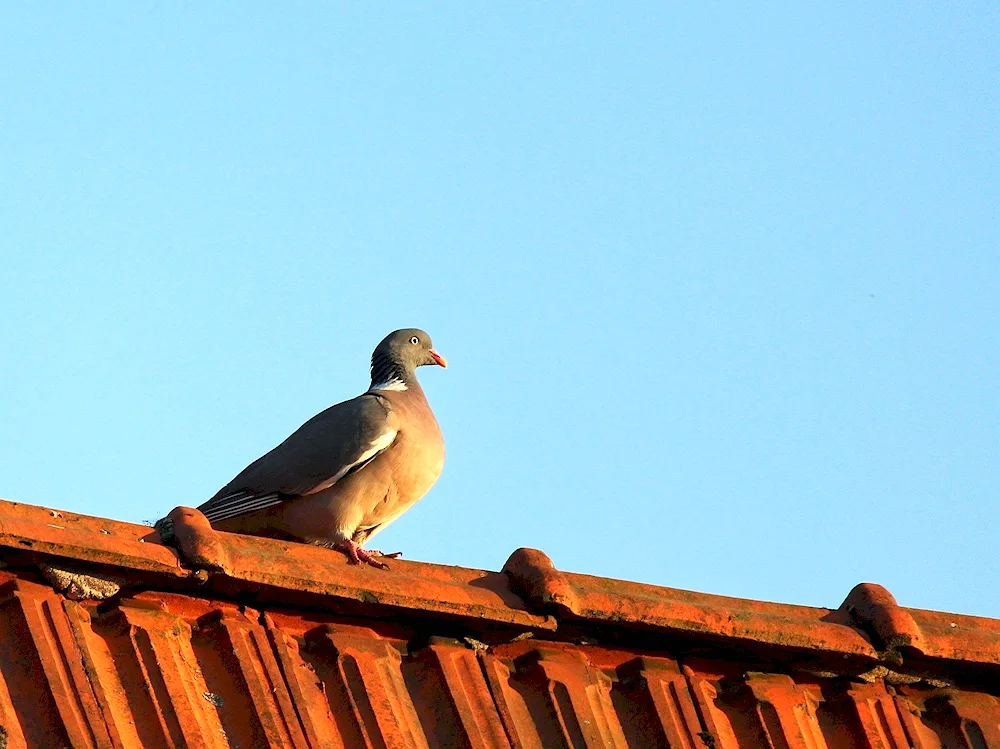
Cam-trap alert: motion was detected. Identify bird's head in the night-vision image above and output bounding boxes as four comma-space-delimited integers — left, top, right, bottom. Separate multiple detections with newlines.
370, 328, 446, 389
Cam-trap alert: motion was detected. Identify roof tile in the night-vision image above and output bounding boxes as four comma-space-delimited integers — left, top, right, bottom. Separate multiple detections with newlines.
0, 496, 997, 747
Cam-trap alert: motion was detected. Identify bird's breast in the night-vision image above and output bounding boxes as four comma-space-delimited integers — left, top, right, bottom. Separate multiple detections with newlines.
389, 415, 444, 499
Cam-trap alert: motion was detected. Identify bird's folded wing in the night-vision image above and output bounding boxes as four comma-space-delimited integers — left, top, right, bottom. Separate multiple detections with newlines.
199, 394, 398, 524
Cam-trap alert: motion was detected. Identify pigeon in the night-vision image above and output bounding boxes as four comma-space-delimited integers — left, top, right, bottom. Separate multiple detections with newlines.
197, 328, 446, 568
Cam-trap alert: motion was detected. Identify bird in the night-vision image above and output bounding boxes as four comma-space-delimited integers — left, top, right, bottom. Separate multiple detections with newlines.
195, 328, 446, 569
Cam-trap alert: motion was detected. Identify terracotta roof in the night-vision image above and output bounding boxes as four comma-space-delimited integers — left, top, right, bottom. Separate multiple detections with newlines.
0, 496, 997, 748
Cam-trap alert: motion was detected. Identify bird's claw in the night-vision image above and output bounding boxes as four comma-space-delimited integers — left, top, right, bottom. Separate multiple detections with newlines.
333, 540, 399, 569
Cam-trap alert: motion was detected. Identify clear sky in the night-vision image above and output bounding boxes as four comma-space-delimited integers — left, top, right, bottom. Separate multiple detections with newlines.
2, 5, 997, 618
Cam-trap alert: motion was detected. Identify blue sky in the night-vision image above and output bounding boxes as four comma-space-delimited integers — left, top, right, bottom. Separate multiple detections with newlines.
2, 5, 997, 618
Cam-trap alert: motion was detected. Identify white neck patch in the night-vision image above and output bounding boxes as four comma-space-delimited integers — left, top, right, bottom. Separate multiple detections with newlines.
370, 379, 408, 392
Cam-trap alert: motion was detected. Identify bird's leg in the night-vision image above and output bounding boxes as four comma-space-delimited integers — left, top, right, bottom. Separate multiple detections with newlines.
333, 539, 392, 569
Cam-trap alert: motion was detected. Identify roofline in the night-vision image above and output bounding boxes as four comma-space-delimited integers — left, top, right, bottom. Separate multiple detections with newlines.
1, 497, 997, 687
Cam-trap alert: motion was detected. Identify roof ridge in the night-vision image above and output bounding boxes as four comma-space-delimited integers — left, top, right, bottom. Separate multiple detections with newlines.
1, 497, 998, 683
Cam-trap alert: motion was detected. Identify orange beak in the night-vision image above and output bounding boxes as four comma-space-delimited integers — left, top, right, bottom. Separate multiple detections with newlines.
429, 349, 447, 368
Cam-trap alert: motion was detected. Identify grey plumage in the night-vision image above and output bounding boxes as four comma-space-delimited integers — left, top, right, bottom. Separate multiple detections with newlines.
199, 394, 397, 523
194, 328, 446, 567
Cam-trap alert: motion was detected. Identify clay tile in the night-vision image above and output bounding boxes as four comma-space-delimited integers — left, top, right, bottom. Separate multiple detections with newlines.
4, 494, 1000, 748
502, 547, 580, 616
841, 582, 926, 654
164, 506, 233, 575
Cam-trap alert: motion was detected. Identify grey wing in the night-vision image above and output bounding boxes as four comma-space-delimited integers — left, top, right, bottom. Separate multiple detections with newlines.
199, 393, 398, 524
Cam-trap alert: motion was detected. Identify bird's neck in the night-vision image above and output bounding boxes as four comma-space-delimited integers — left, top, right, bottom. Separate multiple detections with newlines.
369, 354, 414, 392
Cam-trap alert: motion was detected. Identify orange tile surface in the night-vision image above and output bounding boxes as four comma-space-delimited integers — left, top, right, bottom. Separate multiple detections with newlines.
0, 496, 997, 748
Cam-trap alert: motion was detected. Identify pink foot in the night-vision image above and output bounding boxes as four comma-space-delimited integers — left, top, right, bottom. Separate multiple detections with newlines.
333, 540, 400, 569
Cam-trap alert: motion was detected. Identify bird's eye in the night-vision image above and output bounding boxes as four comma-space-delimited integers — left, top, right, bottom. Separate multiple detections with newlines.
409, 336, 419, 345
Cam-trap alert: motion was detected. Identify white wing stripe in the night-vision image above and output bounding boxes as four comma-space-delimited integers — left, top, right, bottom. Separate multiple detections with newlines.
202, 493, 277, 518
208, 492, 266, 507
312, 428, 397, 491
201, 428, 398, 523
204, 495, 284, 522
204, 491, 261, 511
